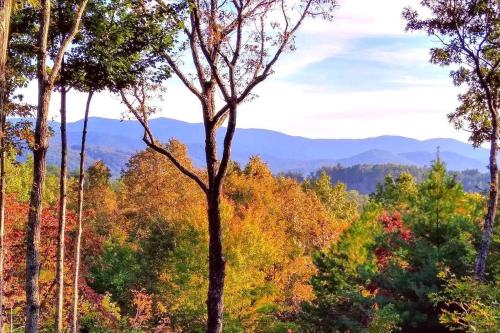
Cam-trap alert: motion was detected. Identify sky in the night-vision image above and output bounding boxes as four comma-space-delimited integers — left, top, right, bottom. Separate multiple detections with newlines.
21, 0, 470, 142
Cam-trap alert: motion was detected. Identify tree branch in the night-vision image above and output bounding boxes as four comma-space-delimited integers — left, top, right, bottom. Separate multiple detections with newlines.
49, 0, 89, 85
119, 89, 208, 193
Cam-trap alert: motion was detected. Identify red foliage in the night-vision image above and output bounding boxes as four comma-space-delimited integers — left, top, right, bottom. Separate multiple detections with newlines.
374, 211, 413, 269
378, 211, 413, 243
2, 196, 109, 327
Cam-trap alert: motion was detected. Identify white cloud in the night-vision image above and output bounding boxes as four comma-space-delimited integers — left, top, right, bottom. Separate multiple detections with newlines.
302, 0, 422, 36
18, 0, 467, 143
233, 80, 467, 140
274, 0, 427, 77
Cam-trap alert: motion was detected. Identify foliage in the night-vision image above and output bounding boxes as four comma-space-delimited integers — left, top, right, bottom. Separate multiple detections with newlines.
404, 0, 500, 147
83, 148, 357, 332
301, 160, 487, 332
308, 164, 489, 194
430, 277, 500, 333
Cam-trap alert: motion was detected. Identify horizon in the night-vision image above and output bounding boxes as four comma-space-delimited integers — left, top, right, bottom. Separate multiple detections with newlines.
18, 115, 479, 145
19, 0, 471, 142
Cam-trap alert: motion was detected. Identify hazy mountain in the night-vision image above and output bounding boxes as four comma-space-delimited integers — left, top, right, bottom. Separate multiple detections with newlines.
15, 117, 489, 176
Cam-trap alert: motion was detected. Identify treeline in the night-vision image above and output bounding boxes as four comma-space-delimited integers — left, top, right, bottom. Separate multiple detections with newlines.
291, 164, 490, 194
2, 146, 358, 332
2, 149, 498, 332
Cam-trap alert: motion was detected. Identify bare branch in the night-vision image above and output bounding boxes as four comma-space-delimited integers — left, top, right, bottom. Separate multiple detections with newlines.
162, 51, 205, 102
119, 89, 209, 193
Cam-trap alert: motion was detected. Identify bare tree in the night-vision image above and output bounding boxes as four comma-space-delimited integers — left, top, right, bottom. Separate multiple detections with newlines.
26, 1, 88, 332
122, 1, 337, 331
404, 0, 500, 281
71, 89, 93, 333
55, 69, 68, 333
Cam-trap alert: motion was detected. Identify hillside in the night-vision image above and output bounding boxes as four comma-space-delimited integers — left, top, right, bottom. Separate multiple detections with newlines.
302, 164, 490, 194
16, 117, 489, 176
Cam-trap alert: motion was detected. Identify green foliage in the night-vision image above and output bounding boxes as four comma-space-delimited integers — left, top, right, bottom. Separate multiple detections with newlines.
430, 277, 500, 333
90, 238, 141, 307
371, 172, 417, 210
304, 171, 359, 222
301, 159, 488, 332
311, 164, 488, 194
6, 154, 59, 204
368, 304, 401, 333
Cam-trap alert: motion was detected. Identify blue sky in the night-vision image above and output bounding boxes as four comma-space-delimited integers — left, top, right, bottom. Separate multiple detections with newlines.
288, 36, 448, 92
22, 0, 469, 141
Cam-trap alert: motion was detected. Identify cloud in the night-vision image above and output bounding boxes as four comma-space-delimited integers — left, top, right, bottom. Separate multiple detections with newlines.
302, 0, 422, 36
274, 0, 428, 78
17, 0, 467, 143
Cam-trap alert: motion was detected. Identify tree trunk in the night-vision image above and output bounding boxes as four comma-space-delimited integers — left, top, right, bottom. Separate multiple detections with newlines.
26, 84, 51, 333
0, 112, 6, 333
475, 112, 499, 280
204, 123, 226, 333
0, 2, 11, 330
26, 2, 51, 331
206, 189, 226, 333
55, 81, 68, 333
71, 90, 93, 333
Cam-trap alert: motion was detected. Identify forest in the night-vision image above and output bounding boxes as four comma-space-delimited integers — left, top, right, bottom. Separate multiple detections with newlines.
289, 164, 491, 194
0, 0, 498, 333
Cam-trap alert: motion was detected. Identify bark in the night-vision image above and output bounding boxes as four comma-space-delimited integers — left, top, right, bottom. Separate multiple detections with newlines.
0, 1, 11, 330
26, 84, 51, 333
26, 2, 88, 330
55, 80, 68, 333
0, 113, 6, 332
71, 90, 93, 333
206, 189, 226, 333
204, 104, 236, 333
204, 123, 225, 333
26, 1, 51, 331
475, 110, 499, 280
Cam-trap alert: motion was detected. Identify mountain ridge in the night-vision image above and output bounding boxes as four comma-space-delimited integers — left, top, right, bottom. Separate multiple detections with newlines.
13, 117, 489, 176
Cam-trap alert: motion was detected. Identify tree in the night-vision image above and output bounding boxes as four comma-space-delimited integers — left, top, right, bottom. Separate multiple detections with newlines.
304, 171, 359, 222
51, 2, 85, 330
122, 1, 337, 331
0, 1, 13, 330
61, 2, 175, 330
418, 158, 463, 247
403, 0, 500, 280
26, 1, 87, 331
301, 160, 485, 332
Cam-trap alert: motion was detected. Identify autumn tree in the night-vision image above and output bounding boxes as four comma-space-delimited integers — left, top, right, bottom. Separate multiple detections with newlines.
404, 0, 500, 280
122, 1, 337, 331
26, 0, 88, 331
90, 152, 346, 331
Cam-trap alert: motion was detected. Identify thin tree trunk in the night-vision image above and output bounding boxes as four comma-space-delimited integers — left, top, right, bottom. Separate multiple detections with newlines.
0, 1, 12, 330
0, 112, 6, 332
26, 1, 51, 331
55, 80, 68, 333
26, 84, 51, 333
475, 114, 499, 280
71, 90, 93, 333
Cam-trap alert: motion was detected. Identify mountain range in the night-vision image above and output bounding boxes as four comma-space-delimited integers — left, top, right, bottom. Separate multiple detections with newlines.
22, 117, 489, 176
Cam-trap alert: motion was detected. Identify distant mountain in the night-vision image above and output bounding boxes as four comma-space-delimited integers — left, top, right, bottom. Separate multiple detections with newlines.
14, 117, 489, 176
